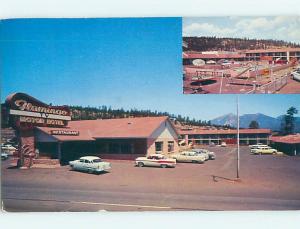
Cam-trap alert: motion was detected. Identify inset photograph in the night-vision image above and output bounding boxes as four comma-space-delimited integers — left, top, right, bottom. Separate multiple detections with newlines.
183, 16, 300, 94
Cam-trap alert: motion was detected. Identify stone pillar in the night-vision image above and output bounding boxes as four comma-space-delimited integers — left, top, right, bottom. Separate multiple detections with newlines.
18, 129, 36, 168
184, 135, 188, 145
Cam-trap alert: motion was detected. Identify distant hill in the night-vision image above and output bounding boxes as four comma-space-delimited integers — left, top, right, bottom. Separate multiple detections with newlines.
211, 113, 300, 132
69, 105, 225, 128
183, 36, 300, 52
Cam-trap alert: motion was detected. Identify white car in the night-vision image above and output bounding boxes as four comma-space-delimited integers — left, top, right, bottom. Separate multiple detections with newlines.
69, 156, 111, 174
135, 154, 176, 168
249, 144, 268, 150
171, 151, 206, 163
249, 143, 265, 147
250, 146, 277, 155
1, 145, 17, 154
291, 70, 300, 82
1, 152, 9, 160
191, 149, 209, 160
193, 149, 216, 160
221, 142, 227, 147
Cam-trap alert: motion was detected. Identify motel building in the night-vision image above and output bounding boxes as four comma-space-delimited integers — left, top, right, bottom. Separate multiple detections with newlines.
244, 48, 300, 62
4, 93, 179, 167
270, 134, 300, 156
34, 116, 180, 164
183, 48, 300, 65
179, 128, 271, 146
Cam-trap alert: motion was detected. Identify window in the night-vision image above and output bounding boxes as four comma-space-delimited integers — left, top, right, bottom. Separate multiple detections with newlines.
93, 159, 102, 163
109, 143, 119, 154
84, 159, 90, 163
155, 141, 163, 153
168, 141, 174, 152
120, 143, 131, 154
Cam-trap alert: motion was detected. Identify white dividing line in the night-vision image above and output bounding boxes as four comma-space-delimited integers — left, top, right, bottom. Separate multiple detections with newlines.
72, 201, 171, 209
4, 197, 172, 210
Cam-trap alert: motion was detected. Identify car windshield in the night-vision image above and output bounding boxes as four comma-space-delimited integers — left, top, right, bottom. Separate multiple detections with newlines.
93, 159, 102, 163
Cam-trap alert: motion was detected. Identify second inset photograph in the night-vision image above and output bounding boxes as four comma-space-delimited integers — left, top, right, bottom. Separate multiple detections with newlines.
183, 16, 300, 94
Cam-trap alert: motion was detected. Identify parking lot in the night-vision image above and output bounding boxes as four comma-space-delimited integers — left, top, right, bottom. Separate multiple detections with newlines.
2, 146, 300, 211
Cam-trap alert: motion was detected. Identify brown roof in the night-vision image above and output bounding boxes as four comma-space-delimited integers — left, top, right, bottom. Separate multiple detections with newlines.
183, 53, 246, 59
178, 128, 271, 135
270, 135, 300, 144
244, 48, 300, 53
37, 116, 171, 141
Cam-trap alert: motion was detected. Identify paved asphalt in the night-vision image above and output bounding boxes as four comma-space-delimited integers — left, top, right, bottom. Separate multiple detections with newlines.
2, 146, 300, 211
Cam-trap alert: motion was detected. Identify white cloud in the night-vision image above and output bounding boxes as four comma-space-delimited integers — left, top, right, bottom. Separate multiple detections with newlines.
183, 22, 237, 37
236, 17, 271, 30
183, 16, 300, 44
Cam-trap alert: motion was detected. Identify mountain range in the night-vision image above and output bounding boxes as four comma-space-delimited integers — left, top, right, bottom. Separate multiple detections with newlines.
210, 113, 300, 131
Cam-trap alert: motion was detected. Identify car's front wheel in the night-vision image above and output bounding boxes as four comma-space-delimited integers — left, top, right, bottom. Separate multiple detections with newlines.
137, 162, 144, 167
161, 164, 167, 168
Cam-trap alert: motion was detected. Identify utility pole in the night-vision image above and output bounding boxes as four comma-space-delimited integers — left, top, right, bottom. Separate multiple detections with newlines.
237, 95, 240, 179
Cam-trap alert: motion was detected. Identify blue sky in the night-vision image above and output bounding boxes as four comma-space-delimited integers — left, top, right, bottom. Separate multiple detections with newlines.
1, 18, 300, 121
183, 16, 300, 44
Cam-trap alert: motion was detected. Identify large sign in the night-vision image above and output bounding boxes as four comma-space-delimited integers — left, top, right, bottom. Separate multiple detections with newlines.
5, 93, 71, 129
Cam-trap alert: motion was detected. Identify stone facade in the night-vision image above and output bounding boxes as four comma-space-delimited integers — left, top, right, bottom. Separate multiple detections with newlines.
18, 129, 36, 167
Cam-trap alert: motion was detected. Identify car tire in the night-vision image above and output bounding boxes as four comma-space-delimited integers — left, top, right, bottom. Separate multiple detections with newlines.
161, 164, 167, 168
137, 162, 144, 167
87, 169, 93, 174
70, 165, 74, 170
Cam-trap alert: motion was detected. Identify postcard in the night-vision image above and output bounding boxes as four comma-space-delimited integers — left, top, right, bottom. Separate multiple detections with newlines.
1, 17, 300, 212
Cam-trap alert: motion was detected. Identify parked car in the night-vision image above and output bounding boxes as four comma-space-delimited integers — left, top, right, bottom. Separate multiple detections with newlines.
249, 143, 268, 150
221, 142, 227, 147
1, 144, 17, 155
69, 156, 111, 174
251, 146, 277, 155
1, 144, 16, 150
209, 142, 215, 147
291, 70, 300, 82
171, 151, 206, 163
191, 149, 209, 161
193, 148, 216, 160
1, 152, 9, 160
135, 154, 176, 168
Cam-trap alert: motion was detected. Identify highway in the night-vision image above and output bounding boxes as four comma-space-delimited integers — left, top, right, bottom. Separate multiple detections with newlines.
2, 146, 300, 211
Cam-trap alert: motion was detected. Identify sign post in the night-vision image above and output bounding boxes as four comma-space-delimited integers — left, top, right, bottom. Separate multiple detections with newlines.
5, 93, 71, 168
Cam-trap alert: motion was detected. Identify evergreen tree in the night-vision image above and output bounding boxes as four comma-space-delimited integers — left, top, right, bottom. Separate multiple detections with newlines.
281, 107, 298, 135
249, 120, 259, 129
